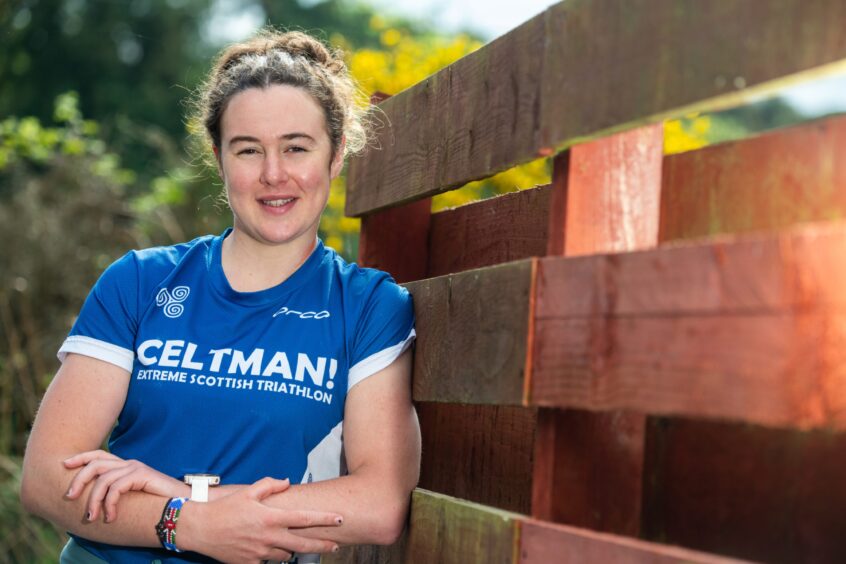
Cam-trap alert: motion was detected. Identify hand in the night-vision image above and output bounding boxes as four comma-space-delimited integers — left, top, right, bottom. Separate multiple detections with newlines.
64, 449, 188, 523
178, 477, 343, 563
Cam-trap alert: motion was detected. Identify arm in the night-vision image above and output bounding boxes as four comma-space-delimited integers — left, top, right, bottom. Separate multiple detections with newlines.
20, 353, 341, 561
21, 354, 169, 546
180, 347, 421, 548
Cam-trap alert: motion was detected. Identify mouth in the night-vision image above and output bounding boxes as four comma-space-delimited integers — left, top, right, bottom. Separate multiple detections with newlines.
261, 197, 296, 208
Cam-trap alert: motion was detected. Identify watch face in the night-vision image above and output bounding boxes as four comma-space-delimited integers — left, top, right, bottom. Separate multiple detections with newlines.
183, 473, 221, 486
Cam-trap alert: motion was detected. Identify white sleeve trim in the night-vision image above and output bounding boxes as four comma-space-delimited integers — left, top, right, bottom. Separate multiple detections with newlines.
58, 335, 134, 373
348, 328, 416, 392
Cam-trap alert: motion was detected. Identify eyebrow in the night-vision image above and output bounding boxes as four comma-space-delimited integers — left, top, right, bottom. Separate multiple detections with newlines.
227, 133, 317, 146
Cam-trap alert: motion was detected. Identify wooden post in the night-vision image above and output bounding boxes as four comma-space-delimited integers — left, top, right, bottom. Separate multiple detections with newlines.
532, 123, 664, 535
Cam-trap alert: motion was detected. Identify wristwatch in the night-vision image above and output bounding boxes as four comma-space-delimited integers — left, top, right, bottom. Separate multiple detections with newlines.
183, 473, 220, 502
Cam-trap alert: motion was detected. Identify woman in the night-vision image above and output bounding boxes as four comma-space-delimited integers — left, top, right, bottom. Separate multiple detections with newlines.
20, 29, 420, 563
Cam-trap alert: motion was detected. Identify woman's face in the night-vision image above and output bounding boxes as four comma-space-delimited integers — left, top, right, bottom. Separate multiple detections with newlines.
217, 84, 343, 250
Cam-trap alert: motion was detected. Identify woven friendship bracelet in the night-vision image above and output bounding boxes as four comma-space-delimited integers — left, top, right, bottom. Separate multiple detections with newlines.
155, 496, 189, 552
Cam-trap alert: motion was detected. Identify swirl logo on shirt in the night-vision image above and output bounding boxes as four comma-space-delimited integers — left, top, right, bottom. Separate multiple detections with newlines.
156, 286, 190, 318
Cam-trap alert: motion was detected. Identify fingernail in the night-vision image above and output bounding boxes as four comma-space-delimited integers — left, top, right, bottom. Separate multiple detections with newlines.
335, 517, 343, 525
332, 546, 339, 553
65, 488, 73, 498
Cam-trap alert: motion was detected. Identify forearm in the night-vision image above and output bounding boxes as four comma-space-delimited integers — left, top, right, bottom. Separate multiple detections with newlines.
21, 454, 177, 547
264, 468, 411, 546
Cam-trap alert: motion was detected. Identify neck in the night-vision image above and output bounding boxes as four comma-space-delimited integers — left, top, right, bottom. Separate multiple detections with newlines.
220, 229, 317, 292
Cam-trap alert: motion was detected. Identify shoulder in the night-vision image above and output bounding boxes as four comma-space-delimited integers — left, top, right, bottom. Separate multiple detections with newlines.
130, 234, 216, 277
322, 245, 411, 308
94, 234, 216, 303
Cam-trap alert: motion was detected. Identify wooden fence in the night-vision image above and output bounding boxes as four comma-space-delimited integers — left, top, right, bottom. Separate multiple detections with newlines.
326, 0, 846, 562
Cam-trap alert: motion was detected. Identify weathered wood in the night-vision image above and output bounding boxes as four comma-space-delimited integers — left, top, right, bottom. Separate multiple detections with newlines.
545, 152, 570, 256
520, 517, 754, 564
538, 0, 846, 150
417, 403, 536, 514
661, 114, 846, 242
531, 408, 645, 534
346, 0, 846, 216
533, 124, 662, 534
531, 224, 846, 428
346, 12, 546, 216
406, 489, 521, 564
554, 124, 664, 256
323, 536, 406, 564
643, 419, 846, 563
405, 259, 534, 405
428, 185, 551, 278
358, 198, 431, 283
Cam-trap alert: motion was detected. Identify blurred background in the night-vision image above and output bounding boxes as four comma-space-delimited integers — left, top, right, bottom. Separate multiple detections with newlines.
1, 0, 844, 560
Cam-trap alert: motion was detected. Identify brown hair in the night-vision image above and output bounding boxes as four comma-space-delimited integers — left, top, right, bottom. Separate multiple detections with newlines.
192, 29, 368, 164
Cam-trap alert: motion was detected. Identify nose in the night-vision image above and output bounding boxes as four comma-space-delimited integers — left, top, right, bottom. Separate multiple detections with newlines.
260, 151, 289, 186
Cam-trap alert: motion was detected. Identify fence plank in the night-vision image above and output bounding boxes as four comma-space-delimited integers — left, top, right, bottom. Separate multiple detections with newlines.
358, 198, 431, 284
555, 124, 664, 256
642, 419, 846, 563
405, 222, 846, 428
520, 517, 754, 564
531, 408, 645, 533
346, 0, 846, 216
405, 259, 534, 405
347, 13, 546, 216
661, 115, 846, 242
406, 489, 521, 564
418, 403, 536, 514
531, 223, 846, 428
428, 185, 551, 278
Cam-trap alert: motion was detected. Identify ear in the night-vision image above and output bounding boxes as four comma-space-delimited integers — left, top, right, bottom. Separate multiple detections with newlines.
329, 136, 346, 179
212, 145, 224, 180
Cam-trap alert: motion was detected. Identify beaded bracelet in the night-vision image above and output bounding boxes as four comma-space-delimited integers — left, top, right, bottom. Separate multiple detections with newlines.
155, 496, 189, 552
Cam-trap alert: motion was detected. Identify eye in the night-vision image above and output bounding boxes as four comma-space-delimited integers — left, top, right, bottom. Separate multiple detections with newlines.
237, 147, 261, 156
287, 145, 307, 153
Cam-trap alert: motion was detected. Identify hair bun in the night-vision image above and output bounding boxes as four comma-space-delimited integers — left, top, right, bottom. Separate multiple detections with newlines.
270, 31, 346, 75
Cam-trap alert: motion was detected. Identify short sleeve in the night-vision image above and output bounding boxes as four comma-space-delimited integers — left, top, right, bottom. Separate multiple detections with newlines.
57, 252, 139, 372
348, 277, 415, 391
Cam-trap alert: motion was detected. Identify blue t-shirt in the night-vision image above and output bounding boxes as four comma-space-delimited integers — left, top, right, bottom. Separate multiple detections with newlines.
57, 230, 415, 563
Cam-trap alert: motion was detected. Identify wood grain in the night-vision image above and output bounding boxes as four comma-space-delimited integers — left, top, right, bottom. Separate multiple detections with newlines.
558, 124, 664, 256
520, 517, 754, 564
405, 489, 521, 564
405, 259, 534, 405
533, 124, 663, 534
417, 403, 536, 514
346, 12, 546, 216
428, 185, 551, 278
358, 198, 432, 284
643, 418, 846, 563
661, 114, 846, 243
346, 0, 846, 216
531, 408, 645, 534
530, 224, 846, 428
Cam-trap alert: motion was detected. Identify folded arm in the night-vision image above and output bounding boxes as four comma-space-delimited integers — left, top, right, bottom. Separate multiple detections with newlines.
178, 347, 420, 548
20, 354, 341, 562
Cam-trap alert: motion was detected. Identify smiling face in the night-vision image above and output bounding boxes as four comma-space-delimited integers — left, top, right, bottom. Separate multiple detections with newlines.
217, 84, 344, 251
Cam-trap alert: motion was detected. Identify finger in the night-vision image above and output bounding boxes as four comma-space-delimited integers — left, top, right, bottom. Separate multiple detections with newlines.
248, 477, 291, 501
86, 466, 135, 522
275, 509, 344, 529
63, 449, 117, 468
273, 532, 339, 555
66, 459, 127, 499
103, 472, 149, 522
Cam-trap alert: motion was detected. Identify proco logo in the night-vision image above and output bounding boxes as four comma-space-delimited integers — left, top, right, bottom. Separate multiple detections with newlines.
272, 306, 331, 320
156, 286, 190, 319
